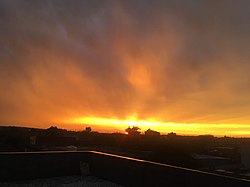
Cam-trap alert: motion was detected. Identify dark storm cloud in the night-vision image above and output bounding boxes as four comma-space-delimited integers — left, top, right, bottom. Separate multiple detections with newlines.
0, 0, 250, 126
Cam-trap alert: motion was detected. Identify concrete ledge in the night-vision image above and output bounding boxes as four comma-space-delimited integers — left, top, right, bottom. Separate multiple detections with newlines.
0, 151, 90, 182
0, 151, 250, 187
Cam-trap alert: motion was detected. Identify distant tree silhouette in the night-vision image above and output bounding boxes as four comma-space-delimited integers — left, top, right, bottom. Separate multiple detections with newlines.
85, 127, 92, 133
125, 126, 141, 136
145, 128, 160, 137
46, 126, 59, 136
167, 132, 177, 138
47, 126, 58, 130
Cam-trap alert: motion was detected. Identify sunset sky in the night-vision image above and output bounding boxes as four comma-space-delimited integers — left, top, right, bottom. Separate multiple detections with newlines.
1, 0, 250, 136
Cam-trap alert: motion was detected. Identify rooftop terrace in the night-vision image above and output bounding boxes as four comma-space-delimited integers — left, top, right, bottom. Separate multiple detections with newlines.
0, 151, 250, 187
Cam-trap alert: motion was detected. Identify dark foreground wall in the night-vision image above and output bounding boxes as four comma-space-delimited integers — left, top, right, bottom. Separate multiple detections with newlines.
0, 151, 90, 181
0, 151, 249, 187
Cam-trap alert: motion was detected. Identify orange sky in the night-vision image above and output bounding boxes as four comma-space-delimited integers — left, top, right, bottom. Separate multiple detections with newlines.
0, 1, 250, 137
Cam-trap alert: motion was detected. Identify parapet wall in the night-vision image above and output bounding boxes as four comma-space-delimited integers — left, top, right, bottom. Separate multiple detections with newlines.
0, 151, 249, 187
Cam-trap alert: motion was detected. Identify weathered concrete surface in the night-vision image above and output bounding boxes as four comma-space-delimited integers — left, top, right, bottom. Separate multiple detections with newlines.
1, 176, 122, 187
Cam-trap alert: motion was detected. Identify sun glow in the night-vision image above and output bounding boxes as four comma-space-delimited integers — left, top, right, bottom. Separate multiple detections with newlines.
62, 116, 250, 137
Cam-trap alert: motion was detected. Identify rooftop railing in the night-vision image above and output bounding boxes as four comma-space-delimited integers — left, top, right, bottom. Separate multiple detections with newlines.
0, 151, 250, 187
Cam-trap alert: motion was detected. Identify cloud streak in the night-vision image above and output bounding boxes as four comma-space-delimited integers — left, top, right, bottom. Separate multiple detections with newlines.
1, 0, 250, 131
